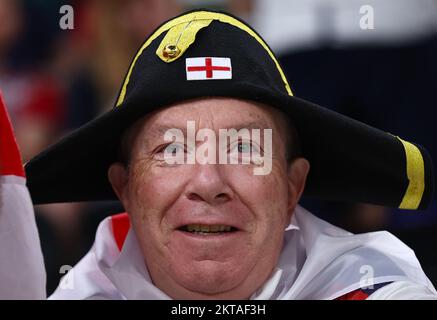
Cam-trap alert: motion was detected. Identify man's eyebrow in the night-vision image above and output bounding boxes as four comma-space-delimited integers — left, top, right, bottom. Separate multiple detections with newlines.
148, 125, 188, 138
229, 120, 271, 131
146, 120, 272, 141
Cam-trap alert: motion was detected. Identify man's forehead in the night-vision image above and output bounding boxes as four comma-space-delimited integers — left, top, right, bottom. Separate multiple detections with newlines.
141, 98, 281, 136
146, 120, 272, 138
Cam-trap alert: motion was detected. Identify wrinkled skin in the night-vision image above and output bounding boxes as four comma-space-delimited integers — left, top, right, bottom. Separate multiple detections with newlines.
108, 98, 309, 299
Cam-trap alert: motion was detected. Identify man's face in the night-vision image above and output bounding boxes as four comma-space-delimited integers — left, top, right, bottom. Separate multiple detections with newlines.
109, 98, 309, 299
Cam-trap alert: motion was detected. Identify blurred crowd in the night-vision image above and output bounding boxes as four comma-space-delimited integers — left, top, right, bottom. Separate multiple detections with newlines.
1, 0, 436, 294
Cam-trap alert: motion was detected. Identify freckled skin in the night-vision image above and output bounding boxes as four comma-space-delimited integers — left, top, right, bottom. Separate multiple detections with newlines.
108, 98, 309, 299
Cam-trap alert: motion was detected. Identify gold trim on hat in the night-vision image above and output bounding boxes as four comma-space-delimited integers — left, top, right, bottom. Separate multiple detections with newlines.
397, 137, 425, 209
116, 11, 293, 107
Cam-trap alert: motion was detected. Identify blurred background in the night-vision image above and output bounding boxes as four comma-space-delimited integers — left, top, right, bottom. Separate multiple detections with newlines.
1, 0, 436, 295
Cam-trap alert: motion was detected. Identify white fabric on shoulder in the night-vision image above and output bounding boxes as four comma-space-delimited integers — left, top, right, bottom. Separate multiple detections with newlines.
49, 205, 437, 300
49, 216, 123, 299
368, 281, 437, 300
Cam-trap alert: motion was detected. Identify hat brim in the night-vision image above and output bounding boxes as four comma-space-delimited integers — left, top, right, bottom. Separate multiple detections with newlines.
24, 85, 434, 210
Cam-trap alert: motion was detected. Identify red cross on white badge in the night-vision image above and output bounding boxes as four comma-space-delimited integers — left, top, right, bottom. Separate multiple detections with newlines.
186, 57, 232, 80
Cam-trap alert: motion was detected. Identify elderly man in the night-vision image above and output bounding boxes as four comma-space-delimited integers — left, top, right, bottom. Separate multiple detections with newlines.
1, 10, 436, 300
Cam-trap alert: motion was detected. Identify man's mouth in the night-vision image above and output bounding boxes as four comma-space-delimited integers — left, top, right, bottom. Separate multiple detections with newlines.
178, 224, 238, 235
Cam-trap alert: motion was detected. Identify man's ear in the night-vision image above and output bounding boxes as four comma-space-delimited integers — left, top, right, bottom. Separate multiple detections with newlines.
287, 158, 310, 213
108, 163, 129, 207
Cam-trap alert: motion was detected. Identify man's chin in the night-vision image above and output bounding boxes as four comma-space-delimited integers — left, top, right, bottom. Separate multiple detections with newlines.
170, 260, 248, 297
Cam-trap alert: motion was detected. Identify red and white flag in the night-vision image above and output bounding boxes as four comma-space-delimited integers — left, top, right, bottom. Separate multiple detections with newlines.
186, 57, 232, 80
0, 92, 46, 299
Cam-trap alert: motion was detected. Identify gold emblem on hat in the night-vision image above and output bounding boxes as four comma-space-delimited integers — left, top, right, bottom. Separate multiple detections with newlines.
163, 44, 180, 59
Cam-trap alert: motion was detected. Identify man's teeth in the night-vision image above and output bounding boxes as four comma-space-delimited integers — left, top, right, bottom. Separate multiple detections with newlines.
184, 224, 233, 233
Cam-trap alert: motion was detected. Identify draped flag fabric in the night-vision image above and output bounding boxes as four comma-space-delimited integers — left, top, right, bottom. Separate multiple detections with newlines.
0, 92, 46, 299
0, 86, 435, 299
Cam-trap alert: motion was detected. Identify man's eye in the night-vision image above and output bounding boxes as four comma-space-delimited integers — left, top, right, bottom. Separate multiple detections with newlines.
163, 143, 185, 155
230, 141, 260, 154
237, 142, 251, 153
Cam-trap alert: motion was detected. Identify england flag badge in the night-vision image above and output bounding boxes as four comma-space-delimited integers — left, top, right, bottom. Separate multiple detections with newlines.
186, 57, 232, 80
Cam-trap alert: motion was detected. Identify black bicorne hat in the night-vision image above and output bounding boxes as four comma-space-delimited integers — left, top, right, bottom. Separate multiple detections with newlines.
25, 10, 434, 210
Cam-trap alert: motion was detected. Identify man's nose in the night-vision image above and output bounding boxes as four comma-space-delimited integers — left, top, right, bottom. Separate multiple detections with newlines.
185, 164, 233, 205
